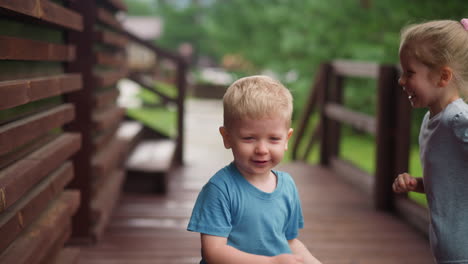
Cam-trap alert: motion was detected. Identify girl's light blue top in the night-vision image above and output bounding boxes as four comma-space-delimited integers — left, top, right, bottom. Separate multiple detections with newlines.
419, 98, 468, 264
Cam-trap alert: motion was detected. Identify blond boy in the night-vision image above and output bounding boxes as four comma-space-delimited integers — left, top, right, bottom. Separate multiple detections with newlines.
187, 76, 321, 264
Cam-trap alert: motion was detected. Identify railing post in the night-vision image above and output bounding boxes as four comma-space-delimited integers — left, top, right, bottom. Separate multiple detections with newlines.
64, 0, 96, 241
319, 63, 341, 166
174, 59, 187, 165
374, 65, 400, 210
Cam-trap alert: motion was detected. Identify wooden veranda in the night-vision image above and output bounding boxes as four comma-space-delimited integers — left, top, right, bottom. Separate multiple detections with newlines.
0, 1, 436, 263
77, 99, 434, 264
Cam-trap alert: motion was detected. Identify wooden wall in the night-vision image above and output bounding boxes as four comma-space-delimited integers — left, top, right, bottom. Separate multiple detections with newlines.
0, 0, 137, 262
0, 1, 83, 263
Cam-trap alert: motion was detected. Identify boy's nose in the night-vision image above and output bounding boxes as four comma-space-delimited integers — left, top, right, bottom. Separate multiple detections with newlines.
255, 142, 268, 154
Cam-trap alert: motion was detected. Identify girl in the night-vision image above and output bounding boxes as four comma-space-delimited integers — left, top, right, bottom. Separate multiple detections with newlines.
393, 19, 468, 264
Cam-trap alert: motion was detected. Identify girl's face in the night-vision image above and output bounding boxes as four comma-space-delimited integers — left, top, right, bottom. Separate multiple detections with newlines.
219, 116, 293, 181
398, 46, 442, 113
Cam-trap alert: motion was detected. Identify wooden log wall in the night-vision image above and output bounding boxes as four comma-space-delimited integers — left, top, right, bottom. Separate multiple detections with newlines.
0, 1, 82, 263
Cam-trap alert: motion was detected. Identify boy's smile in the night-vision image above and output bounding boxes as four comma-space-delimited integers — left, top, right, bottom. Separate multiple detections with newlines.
219, 116, 293, 186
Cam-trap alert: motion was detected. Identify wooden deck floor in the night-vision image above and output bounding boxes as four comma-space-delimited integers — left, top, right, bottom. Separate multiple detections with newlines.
77, 99, 434, 264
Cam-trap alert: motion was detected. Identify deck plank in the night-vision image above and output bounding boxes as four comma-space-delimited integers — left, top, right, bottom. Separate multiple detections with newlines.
77, 99, 433, 264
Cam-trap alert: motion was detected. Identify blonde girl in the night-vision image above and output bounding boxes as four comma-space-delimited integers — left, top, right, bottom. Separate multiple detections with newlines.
393, 19, 468, 264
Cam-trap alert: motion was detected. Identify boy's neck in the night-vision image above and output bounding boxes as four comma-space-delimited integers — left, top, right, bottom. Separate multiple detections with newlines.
237, 166, 277, 193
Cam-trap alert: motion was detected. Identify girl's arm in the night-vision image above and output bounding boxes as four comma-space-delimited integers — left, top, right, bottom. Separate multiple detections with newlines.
202, 234, 304, 264
288, 238, 322, 264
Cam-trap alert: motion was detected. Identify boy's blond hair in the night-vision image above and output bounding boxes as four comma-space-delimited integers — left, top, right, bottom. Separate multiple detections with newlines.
400, 20, 468, 98
222, 75, 293, 128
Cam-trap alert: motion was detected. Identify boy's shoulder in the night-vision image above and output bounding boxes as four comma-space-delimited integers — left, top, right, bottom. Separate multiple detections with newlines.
206, 163, 238, 188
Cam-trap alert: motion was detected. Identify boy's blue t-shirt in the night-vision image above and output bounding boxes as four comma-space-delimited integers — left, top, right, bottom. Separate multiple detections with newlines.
187, 162, 304, 262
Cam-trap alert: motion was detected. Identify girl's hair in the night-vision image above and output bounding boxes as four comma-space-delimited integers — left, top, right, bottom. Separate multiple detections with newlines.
222, 75, 293, 127
400, 20, 468, 98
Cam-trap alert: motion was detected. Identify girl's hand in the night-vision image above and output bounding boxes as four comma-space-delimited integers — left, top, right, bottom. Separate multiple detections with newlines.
271, 254, 304, 264
393, 173, 418, 193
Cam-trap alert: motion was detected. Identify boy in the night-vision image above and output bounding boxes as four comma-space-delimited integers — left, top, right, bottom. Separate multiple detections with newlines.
187, 75, 321, 264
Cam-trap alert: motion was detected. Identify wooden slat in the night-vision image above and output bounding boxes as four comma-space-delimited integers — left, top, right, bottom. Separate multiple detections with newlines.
92, 123, 119, 153
395, 196, 429, 236
0, 74, 82, 110
38, 225, 72, 264
0, 133, 81, 212
91, 169, 125, 240
0, 104, 75, 155
330, 157, 374, 196
129, 73, 177, 104
94, 69, 128, 87
96, 7, 122, 30
0, 36, 75, 61
95, 51, 126, 68
93, 88, 119, 109
47, 247, 80, 264
105, 0, 128, 11
91, 137, 126, 179
324, 103, 376, 135
0, 162, 74, 252
94, 30, 128, 48
332, 60, 379, 78
0, 0, 83, 31
92, 106, 125, 132
0, 191, 80, 264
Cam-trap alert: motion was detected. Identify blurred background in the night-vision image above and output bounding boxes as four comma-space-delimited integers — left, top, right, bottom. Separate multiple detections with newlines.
121, 0, 468, 206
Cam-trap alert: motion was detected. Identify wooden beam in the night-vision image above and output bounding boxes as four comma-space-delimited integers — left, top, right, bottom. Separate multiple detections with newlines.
0, 104, 75, 155
91, 106, 125, 132
106, 0, 127, 11
330, 157, 374, 197
0, 133, 81, 212
0, 191, 80, 264
0, 162, 74, 252
95, 51, 126, 68
96, 7, 122, 31
0, 74, 82, 110
93, 88, 119, 109
93, 69, 128, 88
394, 196, 429, 236
94, 30, 128, 48
91, 138, 126, 179
332, 60, 379, 78
324, 103, 376, 135
0, 0, 83, 31
91, 169, 125, 240
0, 36, 75, 61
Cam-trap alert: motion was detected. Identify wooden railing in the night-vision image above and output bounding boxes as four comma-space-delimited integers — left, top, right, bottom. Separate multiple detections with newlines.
292, 60, 429, 235
0, 0, 188, 262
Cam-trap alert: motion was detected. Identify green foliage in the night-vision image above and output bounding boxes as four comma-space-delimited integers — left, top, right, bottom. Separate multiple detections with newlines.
124, 0, 467, 144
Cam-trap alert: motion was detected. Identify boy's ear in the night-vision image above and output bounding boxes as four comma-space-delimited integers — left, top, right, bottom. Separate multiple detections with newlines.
284, 128, 294, 151
219, 126, 231, 149
438, 66, 453, 87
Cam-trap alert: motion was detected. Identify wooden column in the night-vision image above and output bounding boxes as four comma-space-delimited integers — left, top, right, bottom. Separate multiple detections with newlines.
174, 60, 187, 165
64, 0, 97, 241
374, 65, 400, 210
319, 63, 335, 166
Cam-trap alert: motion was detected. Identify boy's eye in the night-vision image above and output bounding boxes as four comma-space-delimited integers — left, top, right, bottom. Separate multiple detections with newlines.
242, 137, 254, 140
270, 137, 281, 141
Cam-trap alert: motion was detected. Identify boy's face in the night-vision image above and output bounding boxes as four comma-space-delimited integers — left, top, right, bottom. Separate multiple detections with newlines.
219, 116, 293, 180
